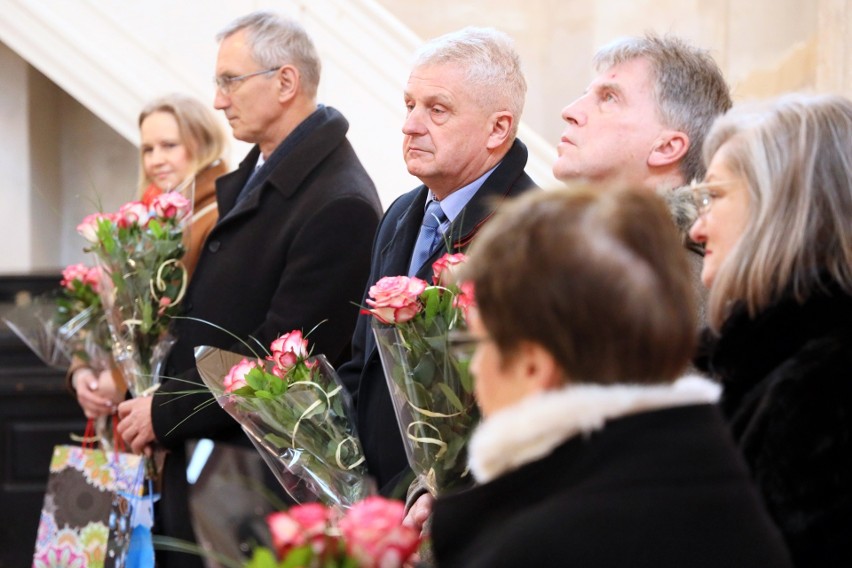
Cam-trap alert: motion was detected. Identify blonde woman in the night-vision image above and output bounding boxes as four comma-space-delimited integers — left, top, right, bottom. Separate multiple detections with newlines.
70, 94, 228, 416
690, 94, 852, 566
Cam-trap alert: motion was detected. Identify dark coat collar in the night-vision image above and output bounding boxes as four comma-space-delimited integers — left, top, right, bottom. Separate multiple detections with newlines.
380, 138, 534, 279
215, 106, 349, 222
703, 280, 852, 392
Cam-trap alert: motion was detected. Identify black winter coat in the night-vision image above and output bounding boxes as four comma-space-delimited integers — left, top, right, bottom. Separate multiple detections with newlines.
149, 106, 381, 567
432, 393, 792, 568
699, 283, 852, 566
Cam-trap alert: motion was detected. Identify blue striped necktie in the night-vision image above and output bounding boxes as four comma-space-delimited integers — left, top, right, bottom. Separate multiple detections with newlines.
408, 200, 447, 276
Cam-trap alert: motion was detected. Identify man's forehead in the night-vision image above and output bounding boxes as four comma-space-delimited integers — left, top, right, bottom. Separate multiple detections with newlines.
405, 64, 465, 98
592, 57, 652, 84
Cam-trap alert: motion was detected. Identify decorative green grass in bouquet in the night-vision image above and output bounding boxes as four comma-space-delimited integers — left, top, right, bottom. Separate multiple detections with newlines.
77, 181, 194, 397
367, 253, 479, 496
195, 329, 372, 508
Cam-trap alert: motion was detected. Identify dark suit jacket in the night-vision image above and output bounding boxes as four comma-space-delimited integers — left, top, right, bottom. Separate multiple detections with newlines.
432, 405, 793, 568
337, 139, 537, 493
149, 106, 381, 566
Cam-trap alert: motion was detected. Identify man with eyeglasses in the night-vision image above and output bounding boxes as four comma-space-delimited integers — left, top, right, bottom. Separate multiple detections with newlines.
552, 33, 732, 324
116, 11, 381, 567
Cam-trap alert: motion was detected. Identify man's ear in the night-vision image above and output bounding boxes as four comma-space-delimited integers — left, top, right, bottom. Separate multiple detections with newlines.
648, 130, 689, 168
276, 65, 300, 103
486, 111, 514, 150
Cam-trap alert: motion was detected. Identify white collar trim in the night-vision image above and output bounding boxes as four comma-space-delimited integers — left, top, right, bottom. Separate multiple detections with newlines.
469, 375, 720, 483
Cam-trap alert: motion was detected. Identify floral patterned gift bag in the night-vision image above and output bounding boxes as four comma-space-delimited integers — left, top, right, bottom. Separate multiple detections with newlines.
32, 421, 145, 568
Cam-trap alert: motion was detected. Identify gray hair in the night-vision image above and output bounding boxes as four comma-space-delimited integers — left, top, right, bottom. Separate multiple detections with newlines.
217, 11, 321, 99
703, 93, 852, 330
414, 27, 526, 140
594, 33, 731, 183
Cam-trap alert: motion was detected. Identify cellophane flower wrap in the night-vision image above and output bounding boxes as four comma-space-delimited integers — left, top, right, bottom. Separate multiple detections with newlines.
194, 330, 372, 508
2, 263, 110, 370
246, 496, 420, 568
78, 180, 194, 397
367, 253, 478, 495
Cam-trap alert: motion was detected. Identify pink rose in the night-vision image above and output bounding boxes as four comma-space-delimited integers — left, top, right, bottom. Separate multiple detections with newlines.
432, 252, 467, 286
268, 330, 310, 373
117, 201, 150, 228
338, 497, 420, 568
84, 266, 102, 293
60, 263, 89, 290
151, 192, 191, 220
453, 280, 476, 320
364, 276, 427, 324
223, 358, 259, 393
268, 503, 332, 558
76, 213, 110, 243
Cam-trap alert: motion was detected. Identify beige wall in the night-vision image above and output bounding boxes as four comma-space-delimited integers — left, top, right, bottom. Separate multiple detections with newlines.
377, 0, 833, 147
0, 41, 136, 273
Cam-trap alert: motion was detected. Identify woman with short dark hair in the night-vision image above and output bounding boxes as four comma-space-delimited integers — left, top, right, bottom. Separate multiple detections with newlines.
430, 186, 791, 568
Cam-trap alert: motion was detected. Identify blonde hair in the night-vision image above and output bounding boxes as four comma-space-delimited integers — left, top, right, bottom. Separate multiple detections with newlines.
594, 33, 731, 182
137, 94, 227, 193
414, 27, 526, 140
463, 186, 696, 384
704, 94, 852, 330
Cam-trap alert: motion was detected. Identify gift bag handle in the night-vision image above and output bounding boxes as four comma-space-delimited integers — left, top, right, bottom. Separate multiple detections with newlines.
79, 417, 127, 456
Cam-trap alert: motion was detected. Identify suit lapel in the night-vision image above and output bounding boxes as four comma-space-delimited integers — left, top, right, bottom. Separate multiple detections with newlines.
215, 147, 259, 222
379, 186, 429, 278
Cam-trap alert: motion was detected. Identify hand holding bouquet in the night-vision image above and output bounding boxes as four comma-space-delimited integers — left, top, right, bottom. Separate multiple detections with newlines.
247, 496, 420, 568
195, 330, 372, 507
366, 253, 479, 495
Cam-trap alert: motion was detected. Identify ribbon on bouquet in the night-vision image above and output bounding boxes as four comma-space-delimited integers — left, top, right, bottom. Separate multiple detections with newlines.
289, 380, 366, 471
406, 420, 448, 459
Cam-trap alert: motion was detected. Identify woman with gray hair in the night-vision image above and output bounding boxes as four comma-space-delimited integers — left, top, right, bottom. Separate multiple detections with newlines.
690, 94, 852, 566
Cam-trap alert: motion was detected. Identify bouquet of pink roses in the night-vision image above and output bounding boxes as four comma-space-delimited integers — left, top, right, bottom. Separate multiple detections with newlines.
195, 330, 372, 507
77, 182, 193, 397
246, 496, 420, 568
2, 263, 109, 369
366, 253, 478, 495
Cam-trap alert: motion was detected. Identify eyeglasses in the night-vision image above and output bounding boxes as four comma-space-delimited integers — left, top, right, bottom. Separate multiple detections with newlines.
214, 68, 279, 95
447, 330, 488, 360
689, 179, 730, 216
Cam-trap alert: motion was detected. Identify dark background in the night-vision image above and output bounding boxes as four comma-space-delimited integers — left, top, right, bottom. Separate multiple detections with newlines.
0, 274, 87, 568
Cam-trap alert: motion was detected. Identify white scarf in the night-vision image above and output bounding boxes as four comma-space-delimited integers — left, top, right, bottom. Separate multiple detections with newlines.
469, 375, 721, 483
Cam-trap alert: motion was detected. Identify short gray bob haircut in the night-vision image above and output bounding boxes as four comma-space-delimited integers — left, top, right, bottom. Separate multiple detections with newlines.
413, 26, 526, 140
217, 11, 321, 99
594, 33, 731, 183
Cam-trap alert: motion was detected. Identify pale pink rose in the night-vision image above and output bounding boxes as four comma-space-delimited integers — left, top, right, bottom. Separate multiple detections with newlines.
84, 266, 102, 293
268, 330, 310, 373
453, 280, 476, 320
151, 192, 191, 220
431, 252, 467, 286
117, 201, 150, 228
268, 503, 332, 558
60, 263, 89, 290
76, 213, 109, 243
364, 276, 427, 324
338, 497, 420, 568
223, 358, 259, 393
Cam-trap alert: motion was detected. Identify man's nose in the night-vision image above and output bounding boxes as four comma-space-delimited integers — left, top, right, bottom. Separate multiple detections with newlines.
561, 97, 587, 127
